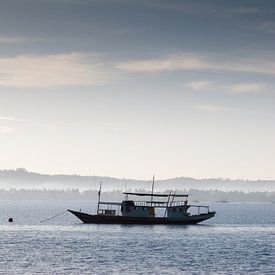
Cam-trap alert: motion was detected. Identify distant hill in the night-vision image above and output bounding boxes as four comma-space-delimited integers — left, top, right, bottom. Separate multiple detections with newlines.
0, 168, 274, 192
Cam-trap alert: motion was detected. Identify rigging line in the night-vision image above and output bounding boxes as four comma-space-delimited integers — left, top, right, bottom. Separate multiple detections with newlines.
40, 210, 68, 223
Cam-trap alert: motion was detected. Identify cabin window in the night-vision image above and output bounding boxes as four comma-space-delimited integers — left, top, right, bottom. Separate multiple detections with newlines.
124, 200, 135, 207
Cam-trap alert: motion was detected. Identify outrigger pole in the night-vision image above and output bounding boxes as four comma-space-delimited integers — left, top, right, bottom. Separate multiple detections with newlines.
97, 181, 102, 214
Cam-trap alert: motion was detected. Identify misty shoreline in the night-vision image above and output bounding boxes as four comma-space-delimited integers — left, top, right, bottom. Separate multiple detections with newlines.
1, 168, 274, 192
0, 169, 274, 202
0, 188, 274, 203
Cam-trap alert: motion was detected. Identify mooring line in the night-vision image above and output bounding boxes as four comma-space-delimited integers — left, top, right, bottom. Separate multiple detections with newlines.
40, 210, 68, 223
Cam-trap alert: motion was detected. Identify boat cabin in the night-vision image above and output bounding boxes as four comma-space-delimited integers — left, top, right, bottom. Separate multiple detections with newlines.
121, 200, 155, 217
166, 204, 190, 218
95, 191, 208, 219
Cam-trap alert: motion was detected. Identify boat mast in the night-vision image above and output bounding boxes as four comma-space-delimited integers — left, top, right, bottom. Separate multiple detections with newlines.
151, 175, 155, 206
170, 190, 176, 207
164, 190, 173, 217
97, 181, 102, 214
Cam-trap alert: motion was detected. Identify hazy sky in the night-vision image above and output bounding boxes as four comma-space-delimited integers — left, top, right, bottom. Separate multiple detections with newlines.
0, 0, 274, 180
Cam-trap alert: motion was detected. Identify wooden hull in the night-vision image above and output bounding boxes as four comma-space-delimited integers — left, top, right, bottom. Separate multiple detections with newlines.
68, 209, 215, 225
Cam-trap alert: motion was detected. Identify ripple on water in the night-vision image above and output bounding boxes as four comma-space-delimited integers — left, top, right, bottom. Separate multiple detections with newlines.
0, 202, 274, 274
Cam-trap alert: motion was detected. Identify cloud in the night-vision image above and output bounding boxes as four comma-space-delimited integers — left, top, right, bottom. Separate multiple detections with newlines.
230, 7, 259, 14
0, 126, 13, 133
0, 36, 28, 44
229, 83, 268, 94
254, 22, 275, 34
116, 53, 275, 76
0, 53, 111, 88
135, 2, 262, 15
185, 81, 213, 91
111, 127, 127, 133
185, 80, 268, 95
116, 54, 208, 72
195, 105, 227, 113
0, 116, 17, 121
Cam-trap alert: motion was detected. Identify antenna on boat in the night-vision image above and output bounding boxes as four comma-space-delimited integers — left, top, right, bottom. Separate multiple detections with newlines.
124, 178, 128, 200
151, 175, 155, 206
124, 178, 127, 192
97, 181, 102, 214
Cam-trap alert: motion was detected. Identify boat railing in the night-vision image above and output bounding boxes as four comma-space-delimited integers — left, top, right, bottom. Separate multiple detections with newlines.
133, 201, 165, 207
188, 205, 210, 215
171, 201, 188, 207
97, 201, 122, 216
133, 200, 188, 208
97, 201, 212, 215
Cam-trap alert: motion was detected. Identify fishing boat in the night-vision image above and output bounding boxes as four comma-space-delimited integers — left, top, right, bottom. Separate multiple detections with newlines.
68, 178, 216, 225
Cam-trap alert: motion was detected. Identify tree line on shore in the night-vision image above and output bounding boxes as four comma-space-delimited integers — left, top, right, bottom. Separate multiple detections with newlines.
1, 168, 274, 192
0, 188, 274, 202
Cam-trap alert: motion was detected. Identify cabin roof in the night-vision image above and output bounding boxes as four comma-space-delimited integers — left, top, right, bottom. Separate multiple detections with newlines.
122, 192, 188, 197
99, 201, 121, 205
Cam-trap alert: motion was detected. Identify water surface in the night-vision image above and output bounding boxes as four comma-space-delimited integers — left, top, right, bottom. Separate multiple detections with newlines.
0, 202, 274, 274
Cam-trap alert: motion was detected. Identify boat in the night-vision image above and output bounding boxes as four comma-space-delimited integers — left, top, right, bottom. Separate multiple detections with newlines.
68, 178, 216, 225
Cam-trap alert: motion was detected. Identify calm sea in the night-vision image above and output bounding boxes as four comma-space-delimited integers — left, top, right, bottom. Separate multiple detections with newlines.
0, 202, 274, 274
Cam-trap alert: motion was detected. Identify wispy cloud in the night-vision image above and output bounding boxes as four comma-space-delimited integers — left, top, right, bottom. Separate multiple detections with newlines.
254, 21, 275, 34
116, 54, 208, 72
229, 83, 268, 94
230, 7, 259, 14
0, 36, 28, 44
135, 2, 263, 15
116, 53, 275, 76
103, 123, 127, 133
0, 53, 111, 88
195, 105, 227, 113
185, 81, 213, 91
0, 126, 13, 133
185, 80, 270, 94
185, 80, 268, 95
0, 116, 18, 121
111, 127, 127, 133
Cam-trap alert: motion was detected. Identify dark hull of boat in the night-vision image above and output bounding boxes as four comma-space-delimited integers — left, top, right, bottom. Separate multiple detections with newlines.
68, 209, 215, 225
